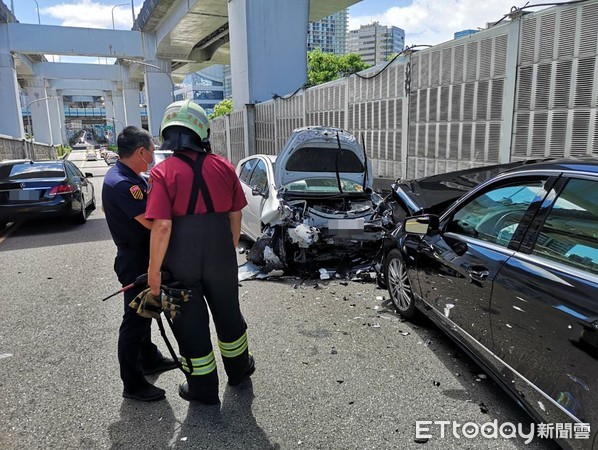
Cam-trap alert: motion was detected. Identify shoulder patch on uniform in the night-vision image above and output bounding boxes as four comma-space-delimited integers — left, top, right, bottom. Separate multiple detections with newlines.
129, 185, 144, 200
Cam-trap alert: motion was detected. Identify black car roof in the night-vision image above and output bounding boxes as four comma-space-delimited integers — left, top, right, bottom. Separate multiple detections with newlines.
502, 157, 598, 174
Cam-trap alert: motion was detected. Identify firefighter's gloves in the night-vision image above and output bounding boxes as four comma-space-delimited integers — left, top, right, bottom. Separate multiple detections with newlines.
129, 286, 192, 320
161, 286, 192, 320
130, 288, 163, 319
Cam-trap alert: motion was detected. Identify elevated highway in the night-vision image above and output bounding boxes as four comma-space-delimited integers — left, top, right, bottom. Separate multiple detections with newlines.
0, 0, 359, 143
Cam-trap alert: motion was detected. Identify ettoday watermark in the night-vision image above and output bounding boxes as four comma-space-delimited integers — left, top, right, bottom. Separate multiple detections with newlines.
415, 420, 591, 444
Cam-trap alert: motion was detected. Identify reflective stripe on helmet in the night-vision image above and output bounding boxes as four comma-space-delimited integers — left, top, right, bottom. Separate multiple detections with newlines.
160, 99, 210, 141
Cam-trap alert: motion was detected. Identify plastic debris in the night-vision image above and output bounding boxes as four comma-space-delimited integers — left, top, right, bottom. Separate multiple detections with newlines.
444, 303, 454, 318
424, 340, 432, 347
400, 331, 410, 336
264, 246, 284, 269
319, 268, 331, 280
479, 402, 488, 414
238, 262, 262, 281
287, 224, 319, 248
180, 437, 188, 442
0, 353, 13, 360
376, 296, 383, 301
478, 374, 487, 380
538, 401, 545, 411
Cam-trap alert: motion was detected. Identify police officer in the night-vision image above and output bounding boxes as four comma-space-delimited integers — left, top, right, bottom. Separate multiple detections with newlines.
103, 125, 176, 402
146, 100, 254, 405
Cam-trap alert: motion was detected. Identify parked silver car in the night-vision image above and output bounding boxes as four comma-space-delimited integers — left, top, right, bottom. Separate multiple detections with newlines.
236, 126, 387, 276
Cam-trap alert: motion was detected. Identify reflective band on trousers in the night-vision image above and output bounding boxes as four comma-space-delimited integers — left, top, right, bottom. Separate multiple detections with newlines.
218, 332, 248, 358
181, 351, 216, 376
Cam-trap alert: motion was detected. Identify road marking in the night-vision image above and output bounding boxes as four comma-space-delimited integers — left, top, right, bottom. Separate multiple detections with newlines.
0, 221, 21, 245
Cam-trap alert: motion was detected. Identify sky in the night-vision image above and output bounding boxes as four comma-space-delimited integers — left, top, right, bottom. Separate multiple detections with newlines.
11, 0, 549, 47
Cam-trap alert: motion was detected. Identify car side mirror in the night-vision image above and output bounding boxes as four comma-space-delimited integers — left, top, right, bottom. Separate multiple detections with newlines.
252, 186, 267, 197
404, 215, 439, 235
84, 172, 93, 178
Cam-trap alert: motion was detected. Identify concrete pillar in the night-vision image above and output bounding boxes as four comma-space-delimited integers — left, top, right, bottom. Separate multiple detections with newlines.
58, 94, 67, 144
228, 0, 309, 109
103, 91, 116, 145
112, 88, 126, 135
143, 32, 173, 136
47, 89, 63, 146
0, 25, 24, 138
25, 79, 53, 145
123, 81, 142, 128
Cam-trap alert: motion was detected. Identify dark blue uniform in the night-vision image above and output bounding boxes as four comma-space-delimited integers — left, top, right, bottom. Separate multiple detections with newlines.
102, 161, 160, 390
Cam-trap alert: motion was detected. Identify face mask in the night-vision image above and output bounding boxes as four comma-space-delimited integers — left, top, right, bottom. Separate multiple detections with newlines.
139, 149, 154, 168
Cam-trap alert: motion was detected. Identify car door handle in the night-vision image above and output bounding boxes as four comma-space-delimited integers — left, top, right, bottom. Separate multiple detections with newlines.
467, 267, 490, 282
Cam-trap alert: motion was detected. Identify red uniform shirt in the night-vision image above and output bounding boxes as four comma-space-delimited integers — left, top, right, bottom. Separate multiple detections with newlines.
145, 150, 247, 220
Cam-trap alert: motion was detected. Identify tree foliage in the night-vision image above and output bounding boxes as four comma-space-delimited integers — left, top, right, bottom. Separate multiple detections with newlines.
210, 99, 233, 119
307, 48, 370, 87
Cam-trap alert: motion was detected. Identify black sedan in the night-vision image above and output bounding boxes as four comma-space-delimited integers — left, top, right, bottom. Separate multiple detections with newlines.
0, 159, 96, 229
383, 159, 598, 449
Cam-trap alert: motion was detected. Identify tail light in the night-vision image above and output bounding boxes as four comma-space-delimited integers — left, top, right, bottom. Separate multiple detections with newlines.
48, 184, 74, 197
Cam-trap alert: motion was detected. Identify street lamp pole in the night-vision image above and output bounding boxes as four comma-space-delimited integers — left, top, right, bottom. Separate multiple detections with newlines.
111, 3, 128, 30
130, 1, 136, 28
25, 96, 57, 159
32, 0, 40, 24
121, 58, 176, 101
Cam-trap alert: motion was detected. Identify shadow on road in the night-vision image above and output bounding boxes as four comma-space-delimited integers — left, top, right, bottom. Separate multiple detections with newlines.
0, 214, 112, 252
108, 399, 177, 449
175, 380, 278, 449
379, 301, 560, 450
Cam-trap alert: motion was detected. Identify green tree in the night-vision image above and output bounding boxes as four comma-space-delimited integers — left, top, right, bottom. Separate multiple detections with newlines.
307, 48, 370, 87
210, 99, 233, 119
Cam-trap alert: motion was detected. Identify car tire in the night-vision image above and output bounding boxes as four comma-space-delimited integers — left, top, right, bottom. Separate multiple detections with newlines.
385, 248, 416, 319
75, 201, 87, 224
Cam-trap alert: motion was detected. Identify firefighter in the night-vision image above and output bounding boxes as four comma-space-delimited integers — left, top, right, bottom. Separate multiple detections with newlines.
103, 126, 177, 402
146, 100, 254, 404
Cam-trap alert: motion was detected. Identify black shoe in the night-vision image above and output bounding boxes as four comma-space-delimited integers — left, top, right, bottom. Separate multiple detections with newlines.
228, 354, 255, 386
142, 356, 178, 376
178, 381, 220, 405
123, 383, 166, 402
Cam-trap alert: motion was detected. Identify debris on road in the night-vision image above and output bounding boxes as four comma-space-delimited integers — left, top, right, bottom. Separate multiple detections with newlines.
414, 437, 429, 444
479, 402, 489, 414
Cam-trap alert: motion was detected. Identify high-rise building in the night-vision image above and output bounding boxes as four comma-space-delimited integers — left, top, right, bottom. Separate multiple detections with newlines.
347, 22, 405, 66
174, 65, 225, 115
307, 9, 348, 55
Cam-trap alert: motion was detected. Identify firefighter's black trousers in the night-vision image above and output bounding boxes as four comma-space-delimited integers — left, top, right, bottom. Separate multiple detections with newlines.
164, 212, 251, 402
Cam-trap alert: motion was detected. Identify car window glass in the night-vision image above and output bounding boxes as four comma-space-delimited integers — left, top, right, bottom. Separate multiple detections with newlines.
532, 178, 598, 275
65, 162, 85, 179
447, 180, 545, 247
239, 159, 256, 183
248, 160, 268, 191
0, 162, 65, 180
64, 163, 77, 179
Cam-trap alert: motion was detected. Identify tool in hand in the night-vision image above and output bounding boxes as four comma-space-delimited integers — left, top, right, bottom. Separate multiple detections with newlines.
101, 271, 171, 302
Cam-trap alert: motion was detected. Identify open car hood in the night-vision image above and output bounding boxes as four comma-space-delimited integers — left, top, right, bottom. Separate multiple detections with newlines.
274, 127, 373, 191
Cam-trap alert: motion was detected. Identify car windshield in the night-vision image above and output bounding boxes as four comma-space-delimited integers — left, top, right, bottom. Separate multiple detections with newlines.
0, 162, 65, 181
282, 178, 364, 193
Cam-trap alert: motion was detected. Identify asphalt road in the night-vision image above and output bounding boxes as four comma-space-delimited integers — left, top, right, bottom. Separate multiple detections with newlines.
0, 150, 559, 449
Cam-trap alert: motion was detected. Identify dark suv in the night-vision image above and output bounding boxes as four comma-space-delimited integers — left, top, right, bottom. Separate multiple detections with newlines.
383, 159, 598, 450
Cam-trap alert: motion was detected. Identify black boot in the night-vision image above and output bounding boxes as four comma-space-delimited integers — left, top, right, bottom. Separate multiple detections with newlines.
228, 354, 255, 386
178, 371, 219, 405
123, 380, 165, 402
